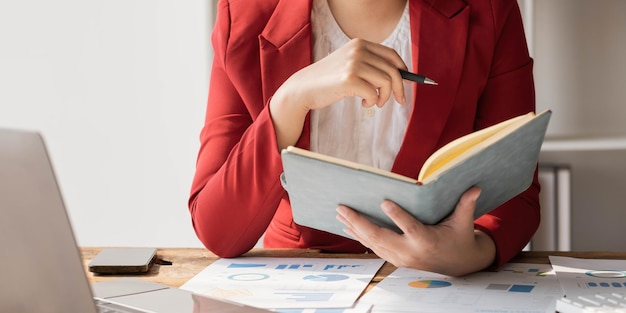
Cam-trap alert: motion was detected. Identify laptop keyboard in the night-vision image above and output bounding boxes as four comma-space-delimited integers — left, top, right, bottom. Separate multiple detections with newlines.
556, 292, 626, 313
95, 299, 148, 313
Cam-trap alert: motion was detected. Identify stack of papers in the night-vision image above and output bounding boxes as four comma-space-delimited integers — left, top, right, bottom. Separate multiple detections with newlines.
180, 256, 626, 312
358, 263, 562, 313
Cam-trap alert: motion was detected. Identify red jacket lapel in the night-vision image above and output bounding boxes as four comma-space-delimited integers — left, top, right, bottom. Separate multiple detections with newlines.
393, 0, 469, 179
259, 0, 313, 149
257, 0, 470, 178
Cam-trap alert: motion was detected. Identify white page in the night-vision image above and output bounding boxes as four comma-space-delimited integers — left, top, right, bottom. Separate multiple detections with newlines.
357, 263, 563, 313
180, 257, 384, 309
550, 256, 626, 296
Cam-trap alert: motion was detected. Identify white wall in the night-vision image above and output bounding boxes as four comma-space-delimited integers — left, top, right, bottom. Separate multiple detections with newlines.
0, 1, 212, 247
520, 0, 626, 251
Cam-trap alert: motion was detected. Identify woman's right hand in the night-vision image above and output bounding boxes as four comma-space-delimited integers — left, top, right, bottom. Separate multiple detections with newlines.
270, 38, 408, 150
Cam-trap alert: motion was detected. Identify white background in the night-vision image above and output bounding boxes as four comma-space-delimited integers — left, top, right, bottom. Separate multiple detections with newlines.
0, 0, 213, 247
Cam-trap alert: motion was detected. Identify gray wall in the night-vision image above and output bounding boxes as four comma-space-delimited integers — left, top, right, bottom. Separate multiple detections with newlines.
524, 0, 626, 251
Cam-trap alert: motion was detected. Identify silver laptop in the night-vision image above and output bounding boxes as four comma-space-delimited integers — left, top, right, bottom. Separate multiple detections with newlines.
0, 128, 269, 313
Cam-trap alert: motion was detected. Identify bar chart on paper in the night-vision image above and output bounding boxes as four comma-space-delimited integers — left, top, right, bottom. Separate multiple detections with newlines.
550, 256, 626, 295
180, 257, 385, 310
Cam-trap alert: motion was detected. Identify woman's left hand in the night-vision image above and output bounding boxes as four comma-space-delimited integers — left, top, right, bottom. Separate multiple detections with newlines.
336, 187, 496, 276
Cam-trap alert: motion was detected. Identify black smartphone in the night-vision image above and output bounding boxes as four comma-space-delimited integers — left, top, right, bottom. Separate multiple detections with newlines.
88, 247, 157, 274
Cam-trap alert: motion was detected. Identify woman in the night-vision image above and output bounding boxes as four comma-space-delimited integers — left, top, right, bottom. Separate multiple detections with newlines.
189, 0, 539, 276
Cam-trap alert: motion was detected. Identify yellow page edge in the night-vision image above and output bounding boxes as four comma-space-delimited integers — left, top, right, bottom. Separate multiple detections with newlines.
418, 111, 536, 183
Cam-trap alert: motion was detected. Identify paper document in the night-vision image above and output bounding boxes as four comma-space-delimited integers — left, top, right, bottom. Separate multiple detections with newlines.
549, 256, 626, 296
357, 263, 563, 313
180, 257, 384, 310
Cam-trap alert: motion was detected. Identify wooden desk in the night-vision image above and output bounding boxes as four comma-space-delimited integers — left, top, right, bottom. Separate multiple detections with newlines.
81, 248, 626, 289
82, 248, 386, 288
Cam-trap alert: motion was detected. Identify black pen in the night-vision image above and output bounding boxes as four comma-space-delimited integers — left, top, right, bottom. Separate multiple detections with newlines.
399, 69, 438, 85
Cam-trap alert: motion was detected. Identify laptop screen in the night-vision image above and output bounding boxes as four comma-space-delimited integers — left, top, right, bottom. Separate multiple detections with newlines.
0, 128, 97, 312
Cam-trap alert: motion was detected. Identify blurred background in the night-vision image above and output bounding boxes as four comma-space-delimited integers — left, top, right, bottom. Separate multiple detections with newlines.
518, 0, 626, 251
0, 1, 213, 247
1, 0, 625, 251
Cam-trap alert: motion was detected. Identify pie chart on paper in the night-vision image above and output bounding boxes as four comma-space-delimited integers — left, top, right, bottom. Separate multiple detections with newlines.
408, 280, 452, 288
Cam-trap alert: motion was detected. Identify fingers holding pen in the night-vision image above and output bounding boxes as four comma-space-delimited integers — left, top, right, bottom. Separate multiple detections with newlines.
360, 43, 408, 105
348, 63, 401, 108
339, 39, 407, 107
273, 38, 408, 114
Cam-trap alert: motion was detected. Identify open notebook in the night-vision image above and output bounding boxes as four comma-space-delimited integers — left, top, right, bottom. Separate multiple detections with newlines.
0, 128, 268, 313
281, 110, 551, 237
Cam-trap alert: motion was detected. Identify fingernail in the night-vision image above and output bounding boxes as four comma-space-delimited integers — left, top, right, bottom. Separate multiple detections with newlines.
336, 206, 347, 217
381, 201, 393, 213
470, 188, 481, 202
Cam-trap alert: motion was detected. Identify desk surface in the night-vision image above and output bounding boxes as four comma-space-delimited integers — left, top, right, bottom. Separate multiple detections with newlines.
81, 248, 626, 290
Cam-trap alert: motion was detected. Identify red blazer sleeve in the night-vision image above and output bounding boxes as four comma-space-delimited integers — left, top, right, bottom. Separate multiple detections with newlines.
188, 0, 285, 257
473, 0, 540, 267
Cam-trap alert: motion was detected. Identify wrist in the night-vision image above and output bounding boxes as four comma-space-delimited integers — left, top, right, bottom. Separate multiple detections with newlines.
438, 230, 496, 277
269, 87, 310, 150
473, 229, 497, 270
271, 85, 311, 115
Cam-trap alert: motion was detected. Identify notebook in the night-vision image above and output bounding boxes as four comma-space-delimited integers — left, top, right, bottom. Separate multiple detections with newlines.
0, 128, 269, 313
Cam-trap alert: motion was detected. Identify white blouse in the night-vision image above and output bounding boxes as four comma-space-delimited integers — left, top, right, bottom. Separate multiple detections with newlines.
309, 0, 414, 171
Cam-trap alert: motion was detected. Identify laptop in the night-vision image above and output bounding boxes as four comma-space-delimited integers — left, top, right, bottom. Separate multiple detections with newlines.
0, 128, 269, 313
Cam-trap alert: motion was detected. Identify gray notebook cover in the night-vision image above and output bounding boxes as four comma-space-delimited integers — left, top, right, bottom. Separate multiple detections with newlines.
280, 111, 551, 238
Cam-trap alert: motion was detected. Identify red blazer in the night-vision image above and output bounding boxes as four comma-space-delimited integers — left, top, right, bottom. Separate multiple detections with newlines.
189, 0, 539, 267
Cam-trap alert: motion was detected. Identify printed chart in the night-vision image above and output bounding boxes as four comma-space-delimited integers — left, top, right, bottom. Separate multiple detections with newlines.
408, 280, 452, 288
549, 256, 626, 296
357, 263, 563, 313
180, 257, 384, 309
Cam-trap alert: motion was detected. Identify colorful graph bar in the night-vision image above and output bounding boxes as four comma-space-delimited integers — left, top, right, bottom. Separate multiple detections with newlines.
587, 282, 626, 288
227, 263, 267, 268
486, 284, 535, 293
323, 264, 362, 271
509, 285, 535, 293
275, 264, 314, 270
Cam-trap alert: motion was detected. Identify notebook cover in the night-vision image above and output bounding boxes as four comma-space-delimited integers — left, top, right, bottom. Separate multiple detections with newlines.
280, 111, 551, 237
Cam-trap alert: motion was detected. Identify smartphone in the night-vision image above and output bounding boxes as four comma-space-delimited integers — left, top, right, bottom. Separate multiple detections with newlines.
88, 247, 157, 274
